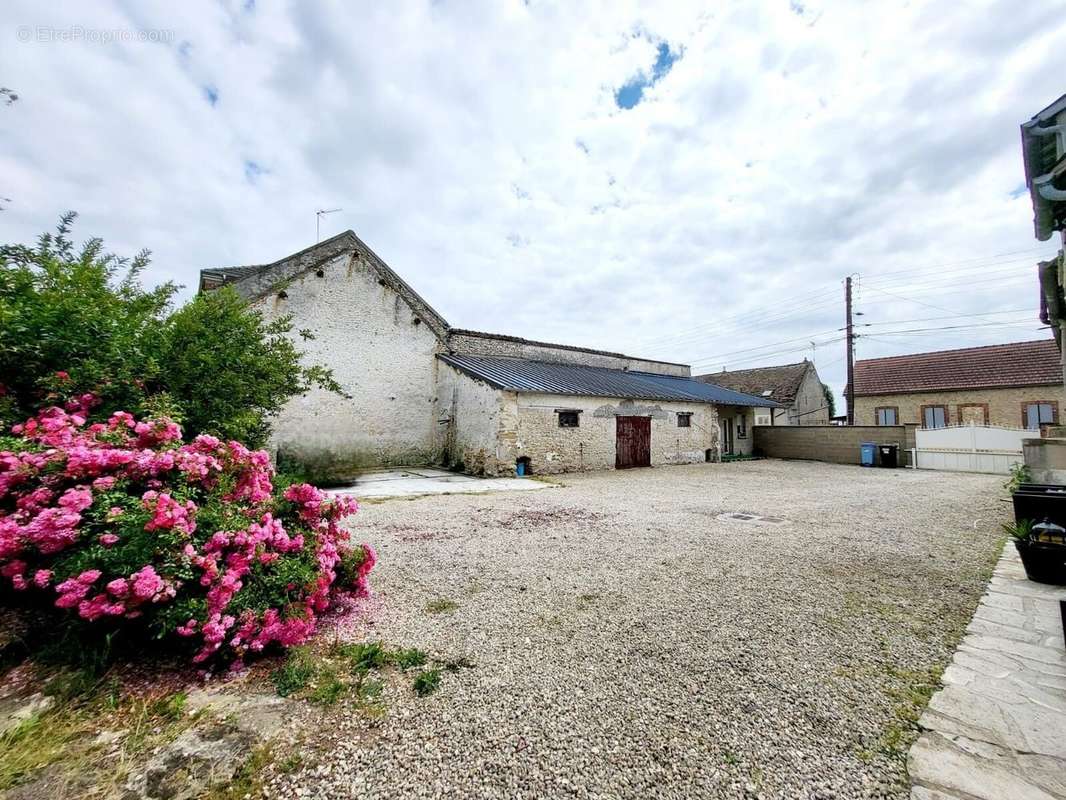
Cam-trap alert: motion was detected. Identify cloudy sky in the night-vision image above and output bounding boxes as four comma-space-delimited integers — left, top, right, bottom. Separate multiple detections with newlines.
2, 0, 1064, 410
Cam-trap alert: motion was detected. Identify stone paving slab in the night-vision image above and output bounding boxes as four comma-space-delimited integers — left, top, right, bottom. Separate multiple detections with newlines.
330, 468, 550, 499
908, 543, 1066, 800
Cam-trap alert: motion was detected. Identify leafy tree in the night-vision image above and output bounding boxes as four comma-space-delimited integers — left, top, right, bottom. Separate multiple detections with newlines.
0, 212, 174, 425
822, 383, 836, 417
0, 214, 343, 445
159, 287, 345, 447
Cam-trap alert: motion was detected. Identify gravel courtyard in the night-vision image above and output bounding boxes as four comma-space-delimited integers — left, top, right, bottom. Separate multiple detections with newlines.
267, 460, 1007, 800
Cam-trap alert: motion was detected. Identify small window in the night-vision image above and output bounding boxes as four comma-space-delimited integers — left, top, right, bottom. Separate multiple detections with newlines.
922, 406, 947, 429
677, 413, 692, 428
736, 414, 748, 439
876, 407, 898, 426
1024, 402, 1056, 430
557, 411, 580, 428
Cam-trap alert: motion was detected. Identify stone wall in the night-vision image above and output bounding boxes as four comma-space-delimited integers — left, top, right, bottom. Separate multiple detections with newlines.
753, 425, 916, 466
501, 393, 719, 475
437, 364, 512, 475
792, 367, 831, 425
854, 386, 1063, 429
447, 329, 690, 377
253, 250, 446, 479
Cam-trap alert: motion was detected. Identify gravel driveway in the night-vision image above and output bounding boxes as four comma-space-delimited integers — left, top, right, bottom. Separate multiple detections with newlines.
264, 460, 1007, 800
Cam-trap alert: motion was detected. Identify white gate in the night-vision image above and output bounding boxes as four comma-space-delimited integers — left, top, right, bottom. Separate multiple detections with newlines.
911, 423, 1026, 475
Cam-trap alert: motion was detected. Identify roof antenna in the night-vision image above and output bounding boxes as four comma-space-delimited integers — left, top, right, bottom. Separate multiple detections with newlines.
316, 208, 342, 242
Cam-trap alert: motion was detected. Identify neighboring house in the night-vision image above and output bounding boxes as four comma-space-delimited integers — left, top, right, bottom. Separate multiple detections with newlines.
695, 360, 829, 427
849, 340, 1062, 430
199, 231, 778, 478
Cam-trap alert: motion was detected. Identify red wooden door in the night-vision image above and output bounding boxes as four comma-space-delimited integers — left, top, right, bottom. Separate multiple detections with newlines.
616, 416, 651, 469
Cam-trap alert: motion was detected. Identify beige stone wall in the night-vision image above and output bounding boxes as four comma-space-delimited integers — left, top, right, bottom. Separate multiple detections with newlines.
486, 393, 719, 476
436, 364, 513, 475
254, 251, 445, 479
754, 425, 915, 466
854, 386, 1064, 429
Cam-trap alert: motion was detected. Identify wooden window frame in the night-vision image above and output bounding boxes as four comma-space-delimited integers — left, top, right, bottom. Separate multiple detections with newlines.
1021, 400, 1059, 430
875, 406, 899, 426
956, 403, 989, 426
677, 412, 692, 428
556, 410, 581, 428
920, 404, 949, 429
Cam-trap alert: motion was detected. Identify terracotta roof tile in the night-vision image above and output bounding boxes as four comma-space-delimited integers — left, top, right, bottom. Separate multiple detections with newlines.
852, 339, 1060, 396
694, 362, 811, 404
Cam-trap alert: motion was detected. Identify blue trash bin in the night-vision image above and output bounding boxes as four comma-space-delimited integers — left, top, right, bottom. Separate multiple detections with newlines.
860, 442, 877, 467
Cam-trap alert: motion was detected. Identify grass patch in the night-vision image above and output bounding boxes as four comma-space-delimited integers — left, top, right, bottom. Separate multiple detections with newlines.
412, 669, 442, 697
270, 647, 316, 697
308, 668, 345, 706
391, 648, 428, 670
425, 599, 458, 615
0, 671, 195, 797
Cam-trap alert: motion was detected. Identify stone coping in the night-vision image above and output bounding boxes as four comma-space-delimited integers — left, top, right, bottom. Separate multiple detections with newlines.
908, 543, 1066, 799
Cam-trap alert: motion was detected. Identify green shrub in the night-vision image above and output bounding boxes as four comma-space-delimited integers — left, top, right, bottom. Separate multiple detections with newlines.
0, 214, 344, 444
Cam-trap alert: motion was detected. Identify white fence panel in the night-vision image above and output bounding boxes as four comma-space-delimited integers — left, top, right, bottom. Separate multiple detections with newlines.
915, 423, 1028, 452
912, 423, 1026, 475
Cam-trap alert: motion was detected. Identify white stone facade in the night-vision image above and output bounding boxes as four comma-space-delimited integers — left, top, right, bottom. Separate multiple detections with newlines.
251, 249, 446, 478
203, 232, 754, 479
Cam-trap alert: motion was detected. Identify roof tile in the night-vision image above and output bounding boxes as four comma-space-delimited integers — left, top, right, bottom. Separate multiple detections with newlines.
852, 339, 1060, 396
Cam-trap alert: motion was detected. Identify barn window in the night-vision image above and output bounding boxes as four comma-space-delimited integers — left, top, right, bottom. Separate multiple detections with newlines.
677, 412, 692, 428
557, 410, 580, 428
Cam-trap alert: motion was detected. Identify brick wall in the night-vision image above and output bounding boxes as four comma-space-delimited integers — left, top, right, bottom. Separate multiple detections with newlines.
753, 425, 915, 466
854, 386, 1064, 429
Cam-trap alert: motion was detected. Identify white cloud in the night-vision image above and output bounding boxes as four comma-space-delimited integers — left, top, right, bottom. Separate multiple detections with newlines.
1, 0, 1064, 409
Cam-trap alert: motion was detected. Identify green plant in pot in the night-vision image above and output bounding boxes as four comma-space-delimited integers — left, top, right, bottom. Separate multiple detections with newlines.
1004, 518, 1066, 585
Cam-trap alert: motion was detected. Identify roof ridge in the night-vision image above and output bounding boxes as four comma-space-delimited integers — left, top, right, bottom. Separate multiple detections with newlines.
447, 328, 689, 368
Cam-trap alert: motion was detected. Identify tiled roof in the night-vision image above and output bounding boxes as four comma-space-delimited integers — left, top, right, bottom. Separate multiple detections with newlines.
438, 354, 780, 407
852, 339, 1061, 396
694, 362, 811, 404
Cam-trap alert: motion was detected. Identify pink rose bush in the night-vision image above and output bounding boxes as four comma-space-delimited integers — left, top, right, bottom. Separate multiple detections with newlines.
0, 396, 373, 664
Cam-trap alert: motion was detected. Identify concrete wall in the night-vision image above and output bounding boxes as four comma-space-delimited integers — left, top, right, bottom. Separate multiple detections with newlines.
447, 330, 689, 377
254, 250, 446, 479
1022, 435, 1066, 484
854, 386, 1063, 429
753, 425, 916, 466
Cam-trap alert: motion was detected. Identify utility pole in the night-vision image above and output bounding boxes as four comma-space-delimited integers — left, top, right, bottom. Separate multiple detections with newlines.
845, 276, 855, 425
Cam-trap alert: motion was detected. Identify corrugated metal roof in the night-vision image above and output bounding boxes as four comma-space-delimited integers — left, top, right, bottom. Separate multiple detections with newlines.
438, 354, 780, 407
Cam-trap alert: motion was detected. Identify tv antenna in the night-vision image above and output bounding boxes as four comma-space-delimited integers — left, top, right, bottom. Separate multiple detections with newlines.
316, 208, 342, 242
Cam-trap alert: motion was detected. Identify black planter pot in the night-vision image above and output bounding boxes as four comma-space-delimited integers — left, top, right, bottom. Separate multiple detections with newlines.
1015, 538, 1066, 585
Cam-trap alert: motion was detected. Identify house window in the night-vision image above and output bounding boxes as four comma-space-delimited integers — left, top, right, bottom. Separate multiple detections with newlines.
1024, 402, 1057, 430
557, 410, 580, 428
875, 407, 898, 426
736, 414, 747, 439
922, 405, 948, 429
677, 413, 692, 428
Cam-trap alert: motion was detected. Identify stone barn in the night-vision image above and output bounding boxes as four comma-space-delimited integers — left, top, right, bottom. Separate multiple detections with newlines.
199, 231, 777, 478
